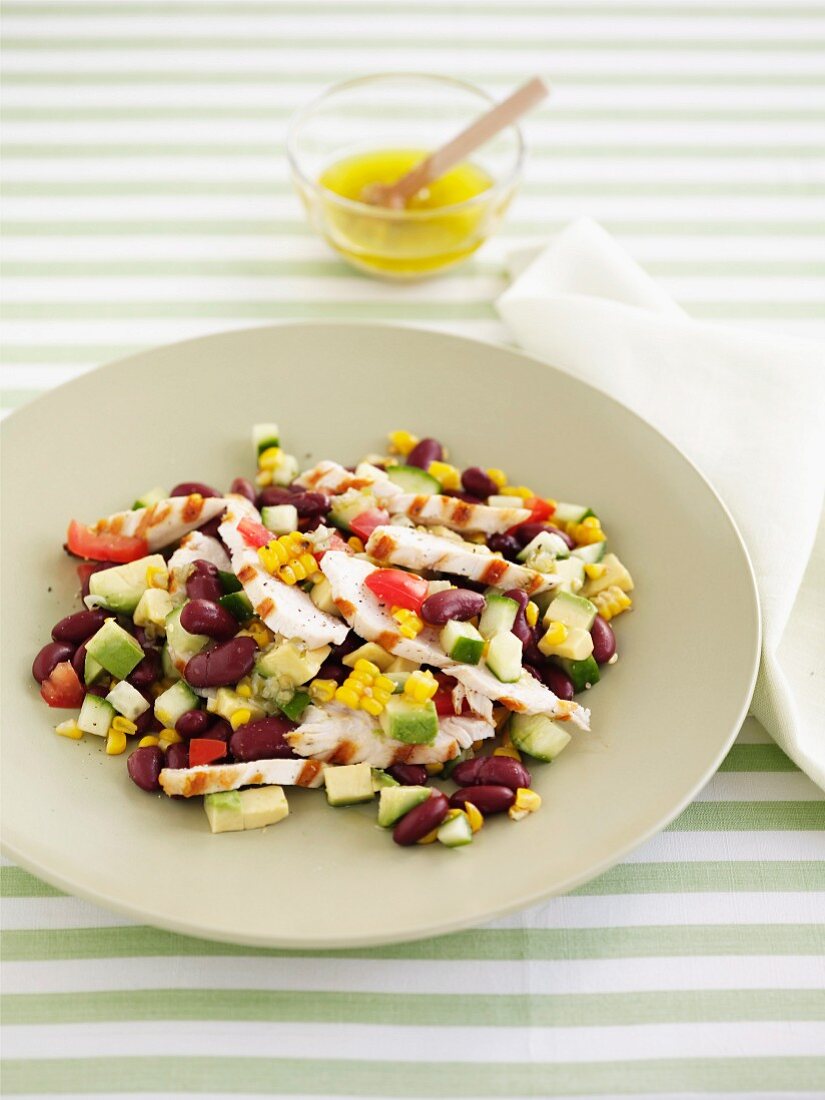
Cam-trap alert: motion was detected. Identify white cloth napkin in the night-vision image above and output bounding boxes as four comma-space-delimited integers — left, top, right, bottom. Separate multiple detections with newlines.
496, 219, 825, 788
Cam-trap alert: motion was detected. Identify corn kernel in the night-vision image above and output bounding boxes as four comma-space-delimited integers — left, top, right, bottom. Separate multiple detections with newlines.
347, 536, 365, 553
508, 788, 542, 822
360, 696, 384, 717
138, 735, 160, 748
55, 720, 83, 740
309, 678, 337, 704
388, 430, 419, 456
111, 716, 137, 735
158, 728, 182, 749
404, 669, 438, 703
391, 607, 423, 639
543, 620, 568, 646
494, 744, 523, 761
568, 517, 606, 546
486, 468, 507, 489
354, 658, 381, 677
145, 564, 167, 590
584, 562, 606, 580
255, 469, 272, 487
416, 827, 440, 845
428, 460, 461, 490
335, 686, 361, 709
245, 619, 274, 647
525, 601, 538, 627
426, 762, 444, 776
501, 485, 534, 500
257, 445, 283, 470
229, 708, 252, 730
105, 729, 127, 756
583, 515, 601, 528
236, 682, 252, 699
463, 802, 484, 833
591, 585, 632, 622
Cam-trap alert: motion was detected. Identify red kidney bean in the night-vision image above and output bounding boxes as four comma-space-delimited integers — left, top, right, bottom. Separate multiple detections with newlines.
449, 757, 486, 787
181, 599, 238, 640
128, 648, 161, 689
127, 746, 164, 792
524, 663, 543, 682
591, 614, 617, 665
229, 476, 256, 504
165, 742, 190, 770
329, 634, 362, 660
406, 438, 443, 470
393, 790, 450, 846
186, 559, 224, 603
444, 489, 483, 505
51, 609, 107, 644
204, 717, 232, 744
184, 636, 257, 688
197, 516, 223, 539
77, 562, 106, 599
503, 588, 528, 612
258, 487, 329, 518
318, 661, 348, 685
71, 644, 88, 681
420, 588, 486, 625
175, 708, 210, 739
86, 683, 107, 697
514, 523, 575, 551
32, 641, 76, 683
487, 533, 521, 561
132, 626, 150, 650
474, 757, 532, 791
449, 784, 515, 815
169, 481, 219, 499
461, 466, 498, 499
388, 764, 429, 786
230, 716, 297, 762
542, 663, 575, 701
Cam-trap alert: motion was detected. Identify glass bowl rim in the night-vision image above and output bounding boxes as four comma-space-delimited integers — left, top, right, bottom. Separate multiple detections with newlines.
286, 72, 525, 220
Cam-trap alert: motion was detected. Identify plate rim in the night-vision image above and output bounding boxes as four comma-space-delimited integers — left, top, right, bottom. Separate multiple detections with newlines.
0, 320, 762, 948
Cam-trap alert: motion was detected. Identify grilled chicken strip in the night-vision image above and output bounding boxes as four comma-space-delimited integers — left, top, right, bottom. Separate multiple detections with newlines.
448, 663, 591, 730
160, 757, 325, 797
91, 494, 230, 552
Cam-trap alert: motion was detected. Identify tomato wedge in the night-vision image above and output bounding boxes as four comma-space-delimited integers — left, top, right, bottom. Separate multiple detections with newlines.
40, 661, 85, 708
188, 738, 228, 767
238, 517, 272, 548
365, 567, 428, 612
66, 520, 148, 564
349, 509, 390, 542
523, 497, 555, 524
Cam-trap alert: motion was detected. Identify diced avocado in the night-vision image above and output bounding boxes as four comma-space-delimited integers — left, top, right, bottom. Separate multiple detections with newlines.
161, 643, 181, 682
385, 656, 418, 674
581, 553, 634, 598
154, 680, 199, 728
219, 591, 254, 622
309, 576, 340, 615
218, 570, 243, 594
538, 624, 594, 661
77, 693, 115, 737
328, 488, 375, 532
552, 501, 594, 525
254, 640, 330, 686
557, 655, 601, 693
371, 768, 400, 792
84, 650, 106, 686
88, 554, 168, 615
543, 590, 597, 631
571, 541, 605, 564
239, 785, 289, 829
438, 811, 474, 848
485, 630, 523, 683
278, 690, 310, 723
165, 606, 209, 667
85, 619, 144, 679
213, 687, 265, 725
517, 531, 570, 566
478, 592, 519, 639
133, 587, 174, 629
204, 791, 244, 834
377, 785, 431, 827
342, 642, 393, 671
261, 503, 299, 534
551, 557, 585, 594
324, 762, 375, 807
509, 712, 572, 762
386, 465, 441, 495
440, 620, 484, 665
132, 486, 167, 510
105, 680, 150, 721
253, 422, 280, 457
378, 697, 439, 744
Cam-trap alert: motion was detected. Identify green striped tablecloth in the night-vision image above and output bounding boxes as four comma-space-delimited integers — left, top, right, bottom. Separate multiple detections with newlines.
2, 1, 824, 1095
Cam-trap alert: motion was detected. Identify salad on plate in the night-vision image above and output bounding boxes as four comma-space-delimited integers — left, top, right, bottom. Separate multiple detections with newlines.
32, 428, 634, 849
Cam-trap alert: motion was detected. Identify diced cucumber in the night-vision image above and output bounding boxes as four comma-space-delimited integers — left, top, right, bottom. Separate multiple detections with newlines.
132, 486, 167, 510
218, 570, 243, 595
328, 489, 375, 532
485, 631, 523, 683
386, 465, 441, 495
105, 680, 150, 721
543, 591, 597, 631
88, 554, 168, 615
509, 713, 572, 762
379, 697, 438, 744
571, 541, 605, 564
518, 531, 570, 567
552, 502, 594, 525
371, 768, 400, 792
219, 591, 254, 622
438, 811, 474, 848
478, 592, 519, 639
279, 690, 311, 723
77, 693, 115, 737
557, 655, 601, 693
324, 762, 375, 807
551, 557, 586, 594
84, 650, 106, 686
538, 625, 594, 661
161, 643, 181, 682
261, 503, 299, 534
377, 785, 431, 827
440, 620, 484, 664
154, 680, 199, 728
85, 619, 144, 680
253, 422, 280, 457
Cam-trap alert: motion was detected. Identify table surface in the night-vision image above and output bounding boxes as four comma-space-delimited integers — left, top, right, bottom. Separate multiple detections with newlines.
2, 1, 824, 1097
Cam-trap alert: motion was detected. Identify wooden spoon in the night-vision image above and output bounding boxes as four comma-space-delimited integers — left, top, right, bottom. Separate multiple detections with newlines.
362, 76, 549, 210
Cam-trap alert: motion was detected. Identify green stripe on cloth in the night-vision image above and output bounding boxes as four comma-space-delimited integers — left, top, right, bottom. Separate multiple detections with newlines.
3, 1055, 825, 1096
668, 803, 825, 830
3, 924, 824, 962
4, 988, 825, 1027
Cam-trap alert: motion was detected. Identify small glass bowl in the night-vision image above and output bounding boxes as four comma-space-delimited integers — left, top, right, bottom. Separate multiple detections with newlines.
287, 73, 524, 280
